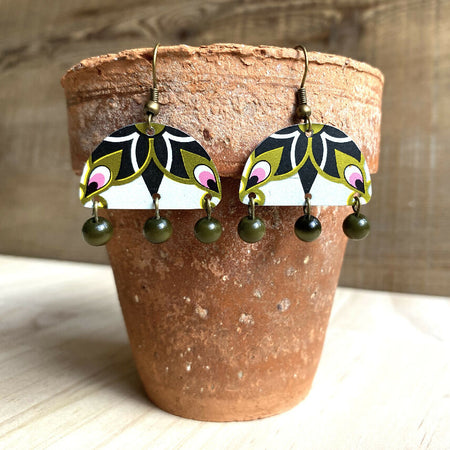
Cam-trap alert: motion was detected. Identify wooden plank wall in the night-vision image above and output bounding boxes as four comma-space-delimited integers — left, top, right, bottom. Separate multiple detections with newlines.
0, 0, 449, 296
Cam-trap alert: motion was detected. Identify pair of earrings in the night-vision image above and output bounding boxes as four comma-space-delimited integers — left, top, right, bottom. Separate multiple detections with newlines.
80, 44, 371, 247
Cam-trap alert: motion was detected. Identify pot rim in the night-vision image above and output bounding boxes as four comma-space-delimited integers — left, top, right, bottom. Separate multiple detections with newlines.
61, 43, 384, 88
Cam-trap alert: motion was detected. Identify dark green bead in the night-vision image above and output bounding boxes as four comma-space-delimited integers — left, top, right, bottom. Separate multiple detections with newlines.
194, 217, 222, 243
143, 217, 173, 244
82, 217, 113, 246
294, 215, 322, 242
343, 213, 370, 240
238, 216, 266, 243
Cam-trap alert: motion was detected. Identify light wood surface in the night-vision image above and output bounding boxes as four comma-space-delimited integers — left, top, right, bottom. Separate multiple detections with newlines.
0, 255, 449, 449
0, 0, 449, 296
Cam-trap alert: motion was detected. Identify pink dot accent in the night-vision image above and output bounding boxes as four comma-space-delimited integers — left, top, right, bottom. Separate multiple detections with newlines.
198, 171, 215, 188
251, 168, 267, 183
348, 172, 363, 188
89, 173, 106, 188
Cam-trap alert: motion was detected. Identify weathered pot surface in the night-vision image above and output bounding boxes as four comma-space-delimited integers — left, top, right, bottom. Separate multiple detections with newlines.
62, 44, 383, 421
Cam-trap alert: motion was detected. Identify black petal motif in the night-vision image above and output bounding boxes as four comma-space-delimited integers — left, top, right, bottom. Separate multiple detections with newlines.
141, 160, 165, 196
297, 158, 318, 194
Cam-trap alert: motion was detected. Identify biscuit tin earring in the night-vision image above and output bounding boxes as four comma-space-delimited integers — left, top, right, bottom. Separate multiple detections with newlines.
238, 45, 371, 243
79, 44, 222, 245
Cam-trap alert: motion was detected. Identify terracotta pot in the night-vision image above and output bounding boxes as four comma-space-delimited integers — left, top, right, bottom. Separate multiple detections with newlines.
61, 44, 383, 421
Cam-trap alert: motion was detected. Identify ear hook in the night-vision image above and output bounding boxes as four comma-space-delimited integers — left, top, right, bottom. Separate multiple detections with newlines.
294, 44, 308, 89
145, 42, 161, 131
152, 42, 160, 89
294, 45, 312, 133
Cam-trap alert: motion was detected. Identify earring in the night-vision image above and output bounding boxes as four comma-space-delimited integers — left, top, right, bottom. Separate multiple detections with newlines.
78, 43, 222, 245
238, 45, 372, 243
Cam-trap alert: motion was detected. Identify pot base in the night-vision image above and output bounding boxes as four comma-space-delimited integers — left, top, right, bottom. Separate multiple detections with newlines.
144, 380, 313, 422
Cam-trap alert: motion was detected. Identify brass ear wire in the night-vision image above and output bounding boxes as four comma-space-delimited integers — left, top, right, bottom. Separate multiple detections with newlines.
295, 44, 309, 89
152, 42, 159, 90
145, 43, 161, 130
294, 45, 312, 133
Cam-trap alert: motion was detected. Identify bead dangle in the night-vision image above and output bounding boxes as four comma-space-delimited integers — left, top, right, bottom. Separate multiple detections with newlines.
143, 194, 173, 244
237, 193, 266, 243
81, 200, 113, 246
294, 196, 322, 242
194, 195, 223, 243
343, 195, 370, 240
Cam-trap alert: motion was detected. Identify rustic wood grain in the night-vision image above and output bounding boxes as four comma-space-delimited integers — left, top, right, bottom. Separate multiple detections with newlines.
1, 255, 449, 446
0, 0, 449, 295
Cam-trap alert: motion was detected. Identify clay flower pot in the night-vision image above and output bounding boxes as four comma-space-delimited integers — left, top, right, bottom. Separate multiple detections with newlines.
61, 44, 383, 422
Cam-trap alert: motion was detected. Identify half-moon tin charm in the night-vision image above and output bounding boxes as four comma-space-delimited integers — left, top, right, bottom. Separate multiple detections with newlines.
239, 123, 371, 207
80, 122, 222, 210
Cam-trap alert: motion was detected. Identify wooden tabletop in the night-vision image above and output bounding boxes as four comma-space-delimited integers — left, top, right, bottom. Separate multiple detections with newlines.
0, 255, 449, 449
